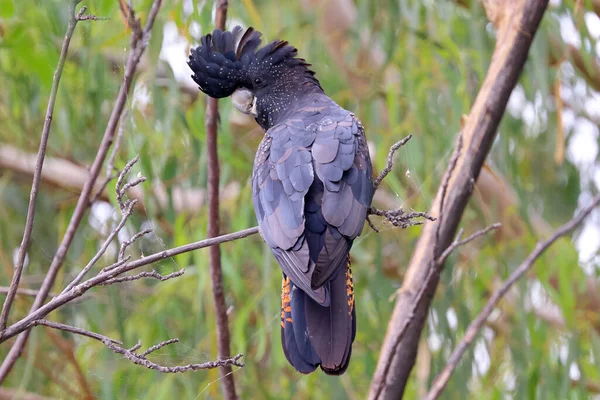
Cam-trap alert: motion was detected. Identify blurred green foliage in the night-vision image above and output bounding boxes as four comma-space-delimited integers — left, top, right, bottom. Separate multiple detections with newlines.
0, 0, 599, 399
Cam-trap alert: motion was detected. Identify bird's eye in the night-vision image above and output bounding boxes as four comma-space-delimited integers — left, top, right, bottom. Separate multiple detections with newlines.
254, 78, 262, 85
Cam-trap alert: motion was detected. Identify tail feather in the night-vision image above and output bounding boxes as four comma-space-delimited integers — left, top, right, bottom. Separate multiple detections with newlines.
280, 276, 319, 373
280, 256, 356, 375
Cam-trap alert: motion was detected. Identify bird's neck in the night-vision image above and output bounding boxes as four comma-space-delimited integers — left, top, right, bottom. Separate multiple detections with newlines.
255, 74, 323, 130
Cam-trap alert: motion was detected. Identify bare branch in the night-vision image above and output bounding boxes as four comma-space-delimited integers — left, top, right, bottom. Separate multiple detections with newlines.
128, 340, 143, 352
373, 134, 412, 189
0, 0, 84, 332
34, 319, 122, 345
203, 1, 237, 398
100, 269, 184, 286
102, 339, 244, 373
425, 195, 600, 400
0, 0, 164, 383
361, 134, 432, 233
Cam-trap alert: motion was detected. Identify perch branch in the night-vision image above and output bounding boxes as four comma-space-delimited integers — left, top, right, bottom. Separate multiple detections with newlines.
366, 134, 434, 232
368, 1, 549, 398
0, 0, 164, 384
425, 194, 600, 400
373, 134, 413, 189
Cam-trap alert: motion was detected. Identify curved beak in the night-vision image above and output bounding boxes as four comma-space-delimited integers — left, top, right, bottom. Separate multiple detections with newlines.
232, 88, 258, 117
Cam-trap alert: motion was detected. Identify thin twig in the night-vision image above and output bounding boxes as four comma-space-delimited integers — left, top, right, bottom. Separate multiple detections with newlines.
102, 339, 244, 372
366, 134, 432, 232
436, 223, 502, 264
373, 134, 413, 189
128, 340, 143, 352
425, 195, 600, 400
0, 1, 83, 333
100, 255, 130, 274
63, 156, 146, 293
119, 228, 153, 261
61, 200, 137, 295
368, 207, 436, 231
100, 269, 184, 286
140, 338, 179, 358
0, 226, 260, 343
0, 0, 164, 383
33, 319, 122, 345
116, 155, 142, 211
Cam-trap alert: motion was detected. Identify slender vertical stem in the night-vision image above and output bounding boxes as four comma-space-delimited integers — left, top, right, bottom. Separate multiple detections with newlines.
205, 1, 237, 399
0, 1, 82, 333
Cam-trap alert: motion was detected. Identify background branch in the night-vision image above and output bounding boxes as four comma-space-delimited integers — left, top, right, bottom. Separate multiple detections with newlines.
0, 145, 241, 214
425, 194, 600, 399
0, 0, 84, 333
368, 1, 549, 398
0, 0, 164, 384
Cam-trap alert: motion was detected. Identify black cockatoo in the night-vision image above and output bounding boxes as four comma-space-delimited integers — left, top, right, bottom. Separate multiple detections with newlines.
188, 26, 374, 375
